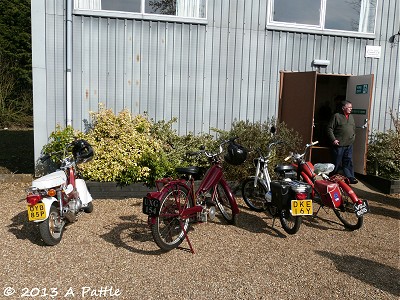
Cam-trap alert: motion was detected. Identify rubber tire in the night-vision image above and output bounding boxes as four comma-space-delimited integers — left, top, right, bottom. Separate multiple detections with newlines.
215, 183, 238, 225
83, 201, 93, 213
38, 205, 64, 246
241, 177, 268, 212
333, 186, 363, 230
279, 209, 302, 234
151, 184, 192, 251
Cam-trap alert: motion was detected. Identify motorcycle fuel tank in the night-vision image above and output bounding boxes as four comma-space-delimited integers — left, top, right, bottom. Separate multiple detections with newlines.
31, 170, 67, 189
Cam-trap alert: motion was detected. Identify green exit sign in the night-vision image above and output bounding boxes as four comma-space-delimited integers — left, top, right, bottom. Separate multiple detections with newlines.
356, 84, 368, 94
352, 109, 366, 115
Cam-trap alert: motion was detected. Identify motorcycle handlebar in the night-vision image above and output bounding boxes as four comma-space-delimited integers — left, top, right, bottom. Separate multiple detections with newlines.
187, 137, 239, 158
284, 141, 319, 162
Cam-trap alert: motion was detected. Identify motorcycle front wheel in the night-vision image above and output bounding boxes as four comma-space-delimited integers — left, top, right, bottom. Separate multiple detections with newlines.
151, 184, 192, 251
279, 209, 302, 234
214, 183, 238, 225
333, 186, 363, 230
241, 177, 268, 212
38, 205, 64, 246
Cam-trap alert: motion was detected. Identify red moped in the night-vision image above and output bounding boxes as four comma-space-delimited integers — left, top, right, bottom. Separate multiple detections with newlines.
284, 141, 369, 230
142, 138, 244, 253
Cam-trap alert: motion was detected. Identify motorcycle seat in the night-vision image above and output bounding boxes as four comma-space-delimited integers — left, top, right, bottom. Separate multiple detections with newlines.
175, 166, 201, 176
274, 164, 295, 173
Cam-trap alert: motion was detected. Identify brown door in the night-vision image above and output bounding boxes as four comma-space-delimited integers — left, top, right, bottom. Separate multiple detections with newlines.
346, 74, 374, 174
278, 71, 317, 148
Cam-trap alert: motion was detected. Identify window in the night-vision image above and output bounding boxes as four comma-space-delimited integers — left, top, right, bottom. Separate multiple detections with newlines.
269, 0, 377, 35
74, 0, 207, 19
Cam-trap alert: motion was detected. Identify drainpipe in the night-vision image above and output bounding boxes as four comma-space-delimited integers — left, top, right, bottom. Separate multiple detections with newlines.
66, 0, 73, 126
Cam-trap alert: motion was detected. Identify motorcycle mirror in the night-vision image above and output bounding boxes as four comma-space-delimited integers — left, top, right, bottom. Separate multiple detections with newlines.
270, 126, 276, 134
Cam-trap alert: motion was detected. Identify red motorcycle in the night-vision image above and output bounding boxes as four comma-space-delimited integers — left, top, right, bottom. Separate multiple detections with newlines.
142, 138, 246, 253
284, 141, 369, 230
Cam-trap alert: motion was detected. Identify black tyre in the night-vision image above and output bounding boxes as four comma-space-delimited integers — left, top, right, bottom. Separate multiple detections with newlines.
151, 185, 192, 251
333, 186, 363, 230
241, 177, 268, 212
214, 183, 238, 225
83, 201, 93, 213
279, 209, 302, 234
38, 205, 64, 246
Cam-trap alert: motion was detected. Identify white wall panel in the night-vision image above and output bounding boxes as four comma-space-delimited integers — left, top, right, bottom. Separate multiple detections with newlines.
33, 0, 400, 160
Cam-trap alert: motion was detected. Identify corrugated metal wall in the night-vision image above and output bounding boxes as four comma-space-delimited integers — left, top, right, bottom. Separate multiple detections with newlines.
36, 0, 400, 141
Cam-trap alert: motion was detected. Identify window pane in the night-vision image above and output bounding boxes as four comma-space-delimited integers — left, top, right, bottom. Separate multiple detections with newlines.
272, 0, 320, 25
325, 0, 376, 33
102, 0, 141, 13
146, 0, 176, 15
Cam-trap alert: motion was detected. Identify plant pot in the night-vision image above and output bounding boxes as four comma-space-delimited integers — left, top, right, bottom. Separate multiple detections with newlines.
356, 173, 400, 194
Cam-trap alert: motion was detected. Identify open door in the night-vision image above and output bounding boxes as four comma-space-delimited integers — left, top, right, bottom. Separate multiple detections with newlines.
279, 71, 317, 149
346, 74, 374, 174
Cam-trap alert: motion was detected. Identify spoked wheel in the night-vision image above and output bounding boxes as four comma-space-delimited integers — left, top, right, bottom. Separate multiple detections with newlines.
214, 183, 238, 225
333, 186, 363, 230
39, 205, 64, 246
241, 177, 268, 212
151, 185, 192, 251
279, 209, 302, 234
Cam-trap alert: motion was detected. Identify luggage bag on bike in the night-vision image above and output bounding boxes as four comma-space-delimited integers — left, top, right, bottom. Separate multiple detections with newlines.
314, 180, 342, 208
270, 180, 311, 210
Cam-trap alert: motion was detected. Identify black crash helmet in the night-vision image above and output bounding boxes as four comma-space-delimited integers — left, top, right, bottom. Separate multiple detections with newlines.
72, 139, 94, 164
224, 141, 248, 165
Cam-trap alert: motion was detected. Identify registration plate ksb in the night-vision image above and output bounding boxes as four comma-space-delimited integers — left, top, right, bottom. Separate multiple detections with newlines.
27, 203, 46, 221
291, 200, 313, 216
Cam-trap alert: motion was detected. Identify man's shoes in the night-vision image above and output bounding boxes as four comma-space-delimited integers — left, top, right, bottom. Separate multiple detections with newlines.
349, 177, 358, 184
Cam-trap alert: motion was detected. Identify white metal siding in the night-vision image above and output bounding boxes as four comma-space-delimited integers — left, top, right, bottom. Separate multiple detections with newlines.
32, 0, 400, 156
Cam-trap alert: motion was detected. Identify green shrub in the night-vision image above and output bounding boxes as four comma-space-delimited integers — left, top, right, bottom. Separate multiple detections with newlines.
80, 107, 169, 185
367, 111, 400, 180
41, 107, 302, 185
214, 119, 302, 181
42, 125, 83, 163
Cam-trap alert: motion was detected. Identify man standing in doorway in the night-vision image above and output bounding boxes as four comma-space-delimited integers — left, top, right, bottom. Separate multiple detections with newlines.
327, 100, 358, 184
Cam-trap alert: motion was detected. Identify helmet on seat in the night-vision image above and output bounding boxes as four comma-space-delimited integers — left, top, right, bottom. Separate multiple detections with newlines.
72, 139, 94, 164
224, 141, 247, 165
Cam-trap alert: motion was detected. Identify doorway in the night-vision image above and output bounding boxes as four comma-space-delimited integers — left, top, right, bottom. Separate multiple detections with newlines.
278, 71, 373, 175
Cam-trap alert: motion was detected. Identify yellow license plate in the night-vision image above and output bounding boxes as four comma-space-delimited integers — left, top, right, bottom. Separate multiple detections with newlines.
291, 200, 313, 216
27, 203, 46, 221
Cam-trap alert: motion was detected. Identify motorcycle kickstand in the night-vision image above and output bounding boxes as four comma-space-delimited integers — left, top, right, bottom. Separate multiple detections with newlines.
179, 219, 195, 254
314, 203, 330, 217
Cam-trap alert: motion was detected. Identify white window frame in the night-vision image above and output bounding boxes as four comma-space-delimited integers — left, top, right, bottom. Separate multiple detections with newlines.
74, 0, 208, 24
266, 0, 378, 39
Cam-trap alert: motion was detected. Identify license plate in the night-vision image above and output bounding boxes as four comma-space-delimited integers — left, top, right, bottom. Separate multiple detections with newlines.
291, 200, 313, 216
27, 203, 46, 221
354, 200, 369, 217
142, 197, 160, 217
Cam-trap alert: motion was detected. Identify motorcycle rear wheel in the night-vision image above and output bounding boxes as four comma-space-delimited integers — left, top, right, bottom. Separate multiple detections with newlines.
151, 184, 192, 251
279, 209, 302, 234
333, 186, 363, 230
39, 205, 64, 246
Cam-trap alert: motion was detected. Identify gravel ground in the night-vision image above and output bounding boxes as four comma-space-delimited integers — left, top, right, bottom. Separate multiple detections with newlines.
1, 180, 399, 300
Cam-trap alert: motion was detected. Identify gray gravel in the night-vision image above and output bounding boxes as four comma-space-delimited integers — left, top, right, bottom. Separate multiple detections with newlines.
1, 180, 399, 300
